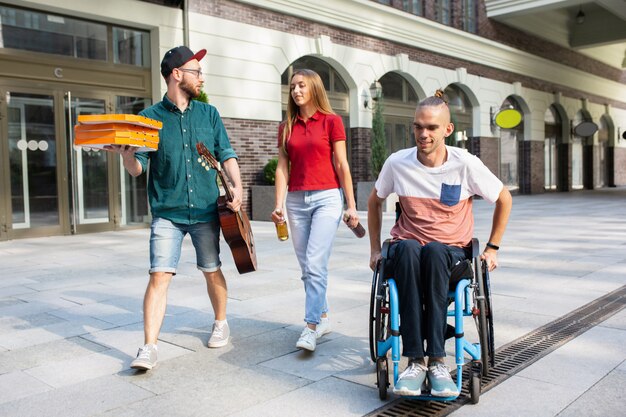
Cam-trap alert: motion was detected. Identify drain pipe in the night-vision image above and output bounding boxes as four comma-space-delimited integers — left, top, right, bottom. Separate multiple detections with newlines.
183, 0, 189, 47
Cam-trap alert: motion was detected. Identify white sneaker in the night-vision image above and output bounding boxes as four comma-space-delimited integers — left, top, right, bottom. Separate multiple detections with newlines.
208, 321, 230, 348
316, 317, 331, 339
296, 327, 317, 351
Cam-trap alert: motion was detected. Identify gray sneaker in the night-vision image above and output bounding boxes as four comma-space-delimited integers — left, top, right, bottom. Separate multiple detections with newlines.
428, 362, 459, 397
393, 362, 428, 396
208, 321, 230, 348
130, 344, 157, 370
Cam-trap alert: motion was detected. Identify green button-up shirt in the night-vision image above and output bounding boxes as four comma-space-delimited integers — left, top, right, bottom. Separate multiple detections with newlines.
136, 95, 237, 224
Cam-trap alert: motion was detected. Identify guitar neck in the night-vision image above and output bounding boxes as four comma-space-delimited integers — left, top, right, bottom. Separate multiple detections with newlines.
217, 168, 234, 203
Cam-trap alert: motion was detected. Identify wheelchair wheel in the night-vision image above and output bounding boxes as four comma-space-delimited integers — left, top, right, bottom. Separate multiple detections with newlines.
369, 260, 390, 362
474, 260, 493, 377
469, 368, 481, 404
376, 357, 389, 400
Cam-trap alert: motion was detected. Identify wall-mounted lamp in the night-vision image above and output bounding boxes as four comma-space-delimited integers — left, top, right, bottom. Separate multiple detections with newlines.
365, 81, 382, 109
619, 127, 626, 141
576, 7, 585, 24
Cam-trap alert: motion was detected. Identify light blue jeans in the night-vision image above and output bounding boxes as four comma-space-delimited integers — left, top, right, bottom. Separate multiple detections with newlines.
287, 188, 343, 325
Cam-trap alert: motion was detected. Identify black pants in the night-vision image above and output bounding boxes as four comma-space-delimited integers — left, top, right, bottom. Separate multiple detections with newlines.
387, 240, 468, 358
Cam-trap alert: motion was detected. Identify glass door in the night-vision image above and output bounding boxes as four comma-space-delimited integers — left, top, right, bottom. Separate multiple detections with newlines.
66, 92, 118, 233
1, 90, 63, 239
1, 83, 151, 240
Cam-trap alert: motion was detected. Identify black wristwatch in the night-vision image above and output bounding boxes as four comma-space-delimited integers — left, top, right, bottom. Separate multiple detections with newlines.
486, 242, 499, 251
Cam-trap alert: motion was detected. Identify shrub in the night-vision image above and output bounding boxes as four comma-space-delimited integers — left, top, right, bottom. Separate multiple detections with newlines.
263, 158, 278, 185
195, 90, 209, 104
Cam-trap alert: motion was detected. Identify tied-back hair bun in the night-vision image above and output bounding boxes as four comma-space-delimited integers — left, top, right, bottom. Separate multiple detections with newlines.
433, 89, 448, 105
419, 89, 448, 107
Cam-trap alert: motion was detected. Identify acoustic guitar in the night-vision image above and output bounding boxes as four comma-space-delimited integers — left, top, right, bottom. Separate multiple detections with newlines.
196, 143, 257, 274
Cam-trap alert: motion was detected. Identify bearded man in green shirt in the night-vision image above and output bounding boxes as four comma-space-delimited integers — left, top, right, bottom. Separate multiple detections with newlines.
109, 46, 243, 371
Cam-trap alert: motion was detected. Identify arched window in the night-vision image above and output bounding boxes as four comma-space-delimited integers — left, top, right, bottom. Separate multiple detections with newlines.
571, 111, 589, 190
444, 84, 473, 148
544, 106, 561, 190
281, 56, 350, 156
281, 56, 347, 94
499, 97, 523, 190
378, 72, 419, 154
596, 116, 610, 188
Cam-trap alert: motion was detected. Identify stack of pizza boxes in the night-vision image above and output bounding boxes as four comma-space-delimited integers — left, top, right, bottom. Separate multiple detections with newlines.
74, 114, 162, 151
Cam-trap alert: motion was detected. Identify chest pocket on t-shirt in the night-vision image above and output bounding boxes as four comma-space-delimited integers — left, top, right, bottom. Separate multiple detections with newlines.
440, 183, 461, 206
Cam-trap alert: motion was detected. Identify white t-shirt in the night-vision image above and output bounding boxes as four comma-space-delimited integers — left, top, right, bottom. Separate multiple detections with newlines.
375, 146, 503, 247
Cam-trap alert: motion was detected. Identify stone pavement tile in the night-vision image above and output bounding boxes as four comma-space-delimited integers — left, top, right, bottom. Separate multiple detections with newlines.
516, 325, 626, 390
16, 282, 122, 305
217, 324, 306, 367
573, 263, 626, 293
226, 287, 304, 317
229, 375, 384, 417
0, 336, 108, 374
320, 303, 369, 339
0, 297, 80, 318
490, 269, 610, 318
600, 309, 626, 330
556, 363, 626, 417
0, 285, 37, 298
0, 311, 66, 334
0, 315, 116, 350
0, 370, 52, 405
81, 325, 193, 362
47, 302, 141, 327
259, 333, 371, 382
225, 275, 303, 301
156, 310, 289, 351
119, 344, 241, 395
99, 366, 310, 417
0, 374, 153, 417
489, 308, 560, 348
38, 267, 134, 286
449, 374, 572, 417
24, 348, 128, 388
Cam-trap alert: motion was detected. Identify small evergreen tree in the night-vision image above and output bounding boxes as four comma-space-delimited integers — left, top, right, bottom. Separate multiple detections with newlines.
195, 90, 209, 104
371, 98, 387, 179
263, 158, 278, 185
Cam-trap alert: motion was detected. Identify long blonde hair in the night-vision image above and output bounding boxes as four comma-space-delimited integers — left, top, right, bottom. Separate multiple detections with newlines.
280, 69, 335, 154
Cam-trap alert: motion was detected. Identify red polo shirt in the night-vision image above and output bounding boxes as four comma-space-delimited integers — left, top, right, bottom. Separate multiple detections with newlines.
278, 111, 346, 191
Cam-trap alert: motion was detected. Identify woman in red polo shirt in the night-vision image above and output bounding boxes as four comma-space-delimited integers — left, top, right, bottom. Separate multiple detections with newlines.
272, 69, 359, 352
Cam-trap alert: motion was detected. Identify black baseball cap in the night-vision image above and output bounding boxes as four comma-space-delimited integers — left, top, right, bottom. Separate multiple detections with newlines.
160, 46, 207, 77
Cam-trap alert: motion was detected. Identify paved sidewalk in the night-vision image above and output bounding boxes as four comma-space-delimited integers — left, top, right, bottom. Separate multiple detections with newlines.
0, 189, 624, 417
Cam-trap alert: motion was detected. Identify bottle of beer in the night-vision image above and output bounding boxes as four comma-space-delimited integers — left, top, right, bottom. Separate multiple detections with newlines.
343, 213, 366, 238
275, 210, 289, 241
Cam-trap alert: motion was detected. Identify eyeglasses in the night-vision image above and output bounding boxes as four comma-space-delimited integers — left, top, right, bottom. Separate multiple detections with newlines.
177, 68, 203, 77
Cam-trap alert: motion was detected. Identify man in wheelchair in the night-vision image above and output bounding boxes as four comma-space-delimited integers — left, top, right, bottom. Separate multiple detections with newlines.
367, 91, 512, 398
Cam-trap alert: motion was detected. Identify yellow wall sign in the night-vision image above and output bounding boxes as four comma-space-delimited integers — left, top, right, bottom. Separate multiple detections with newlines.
494, 108, 523, 129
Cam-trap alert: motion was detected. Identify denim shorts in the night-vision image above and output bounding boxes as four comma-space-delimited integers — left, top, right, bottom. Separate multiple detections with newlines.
149, 217, 221, 274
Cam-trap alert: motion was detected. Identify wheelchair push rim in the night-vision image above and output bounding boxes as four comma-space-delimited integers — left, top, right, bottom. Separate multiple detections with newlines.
369, 259, 390, 363
473, 259, 494, 377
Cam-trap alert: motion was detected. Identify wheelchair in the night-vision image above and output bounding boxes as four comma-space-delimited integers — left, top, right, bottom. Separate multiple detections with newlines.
368, 237, 494, 404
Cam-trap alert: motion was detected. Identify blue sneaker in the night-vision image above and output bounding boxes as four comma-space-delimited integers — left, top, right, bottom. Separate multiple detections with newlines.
428, 362, 459, 397
393, 362, 427, 396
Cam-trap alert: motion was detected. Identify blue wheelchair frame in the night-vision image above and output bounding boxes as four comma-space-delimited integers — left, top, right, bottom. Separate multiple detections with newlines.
370, 238, 492, 403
